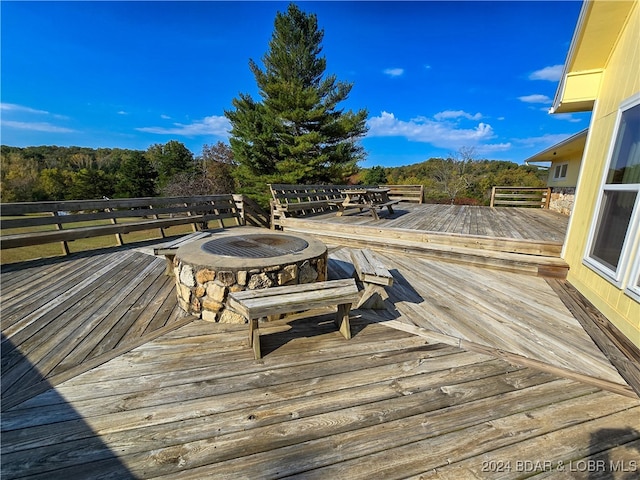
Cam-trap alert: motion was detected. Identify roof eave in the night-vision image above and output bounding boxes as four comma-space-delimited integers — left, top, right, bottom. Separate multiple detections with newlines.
550, 1, 593, 114
523, 128, 589, 164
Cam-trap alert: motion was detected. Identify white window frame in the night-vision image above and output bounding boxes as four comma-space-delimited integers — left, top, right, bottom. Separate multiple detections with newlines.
583, 93, 640, 290
553, 163, 568, 180
626, 248, 640, 302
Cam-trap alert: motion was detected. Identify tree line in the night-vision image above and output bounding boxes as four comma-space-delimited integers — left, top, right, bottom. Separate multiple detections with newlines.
362, 148, 546, 205
1, 142, 544, 206
0, 141, 236, 203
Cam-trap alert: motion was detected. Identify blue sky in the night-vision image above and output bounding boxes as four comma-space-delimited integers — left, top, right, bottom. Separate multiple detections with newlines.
1, 1, 589, 167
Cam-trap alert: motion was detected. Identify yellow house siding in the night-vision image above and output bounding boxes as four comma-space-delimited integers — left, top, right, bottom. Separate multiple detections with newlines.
564, 3, 640, 348
547, 156, 581, 187
561, 69, 603, 108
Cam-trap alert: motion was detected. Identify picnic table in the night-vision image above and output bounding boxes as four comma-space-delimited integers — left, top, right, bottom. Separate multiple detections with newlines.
336, 187, 400, 220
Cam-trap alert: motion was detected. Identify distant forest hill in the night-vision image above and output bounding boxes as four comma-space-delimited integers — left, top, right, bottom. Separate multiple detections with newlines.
0, 144, 546, 205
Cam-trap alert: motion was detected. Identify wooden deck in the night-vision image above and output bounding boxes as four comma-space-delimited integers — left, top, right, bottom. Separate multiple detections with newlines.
311, 203, 570, 243
2, 227, 640, 478
279, 204, 572, 279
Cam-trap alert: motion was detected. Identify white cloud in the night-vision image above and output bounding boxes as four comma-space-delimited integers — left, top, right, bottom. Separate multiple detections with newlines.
515, 133, 575, 149
117, 111, 128, 115
529, 65, 564, 81
552, 113, 583, 123
1, 103, 50, 115
383, 68, 404, 77
518, 94, 552, 104
137, 115, 230, 137
2, 120, 76, 133
160, 114, 171, 120
1, 102, 68, 119
1, 103, 74, 132
475, 142, 512, 154
367, 111, 509, 152
433, 110, 483, 121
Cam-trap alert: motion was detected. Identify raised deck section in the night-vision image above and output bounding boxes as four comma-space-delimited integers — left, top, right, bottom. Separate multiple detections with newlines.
281, 214, 569, 278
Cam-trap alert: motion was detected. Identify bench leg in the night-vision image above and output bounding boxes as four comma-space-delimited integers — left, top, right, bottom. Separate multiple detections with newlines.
164, 254, 176, 276
249, 318, 262, 359
335, 303, 352, 340
369, 207, 380, 220
356, 283, 388, 310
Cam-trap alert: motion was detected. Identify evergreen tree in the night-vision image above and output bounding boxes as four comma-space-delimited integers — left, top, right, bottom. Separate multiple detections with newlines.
225, 3, 368, 203
67, 168, 114, 200
363, 166, 388, 185
146, 140, 194, 188
115, 151, 157, 198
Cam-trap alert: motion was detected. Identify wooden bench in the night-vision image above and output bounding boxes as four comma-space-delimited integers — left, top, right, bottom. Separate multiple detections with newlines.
269, 184, 346, 229
350, 249, 394, 309
339, 188, 400, 220
380, 184, 424, 203
0, 195, 243, 255
269, 184, 372, 229
228, 279, 360, 359
362, 189, 400, 220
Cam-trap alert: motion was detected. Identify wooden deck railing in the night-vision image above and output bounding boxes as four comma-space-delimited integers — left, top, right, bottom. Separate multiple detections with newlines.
380, 184, 424, 203
490, 186, 551, 209
1, 194, 270, 254
233, 194, 270, 228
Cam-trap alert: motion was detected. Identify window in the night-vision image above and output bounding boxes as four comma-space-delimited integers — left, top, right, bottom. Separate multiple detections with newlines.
553, 163, 568, 180
585, 95, 640, 290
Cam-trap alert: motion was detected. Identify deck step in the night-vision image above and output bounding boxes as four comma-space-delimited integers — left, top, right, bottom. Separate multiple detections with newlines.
281, 219, 568, 278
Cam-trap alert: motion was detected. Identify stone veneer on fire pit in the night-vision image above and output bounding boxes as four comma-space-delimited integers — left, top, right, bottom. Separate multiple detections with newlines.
173, 227, 327, 323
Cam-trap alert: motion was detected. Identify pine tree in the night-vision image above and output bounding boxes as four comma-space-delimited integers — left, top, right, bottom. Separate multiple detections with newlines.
115, 151, 157, 198
225, 3, 368, 203
146, 140, 194, 189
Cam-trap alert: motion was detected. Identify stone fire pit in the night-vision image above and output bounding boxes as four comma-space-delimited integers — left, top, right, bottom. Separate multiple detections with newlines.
173, 227, 327, 323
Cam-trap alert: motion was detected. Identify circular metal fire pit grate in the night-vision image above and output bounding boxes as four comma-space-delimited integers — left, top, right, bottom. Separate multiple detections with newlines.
201, 234, 309, 258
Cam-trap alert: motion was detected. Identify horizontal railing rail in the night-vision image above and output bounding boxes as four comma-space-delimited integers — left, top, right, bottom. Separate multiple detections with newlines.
380, 185, 424, 203
490, 186, 551, 209
0, 194, 258, 255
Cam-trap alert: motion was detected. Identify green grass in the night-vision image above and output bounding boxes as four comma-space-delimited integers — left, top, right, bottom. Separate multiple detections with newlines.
0, 218, 198, 265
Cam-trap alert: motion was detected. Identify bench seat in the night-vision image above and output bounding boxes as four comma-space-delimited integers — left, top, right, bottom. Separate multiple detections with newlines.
278, 200, 336, 212
228, 278, 360, 359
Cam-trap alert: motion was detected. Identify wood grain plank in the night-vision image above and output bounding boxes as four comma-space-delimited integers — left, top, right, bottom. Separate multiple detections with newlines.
1, 254, 155, 397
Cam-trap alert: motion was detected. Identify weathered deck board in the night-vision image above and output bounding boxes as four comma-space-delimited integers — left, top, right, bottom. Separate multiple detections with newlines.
312, 203, 569, 243
2, 316, 638, 479
0, 250, 194, 410
322, 245, 633, 398
359, 250, 629, 389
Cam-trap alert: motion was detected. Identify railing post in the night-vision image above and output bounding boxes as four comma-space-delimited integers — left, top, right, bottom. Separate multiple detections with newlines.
544, 187, 551, 209
232, 194, 246, 226
52, 211, 70, 255
149, 203, 164, 238
490, 186, 497, 207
